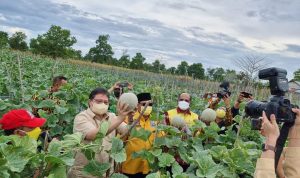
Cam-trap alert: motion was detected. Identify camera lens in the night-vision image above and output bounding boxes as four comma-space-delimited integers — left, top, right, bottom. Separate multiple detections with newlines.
245, 100, 267, 118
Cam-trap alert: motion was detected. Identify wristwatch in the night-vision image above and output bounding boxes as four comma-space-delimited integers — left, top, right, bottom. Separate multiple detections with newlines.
262, 143, 276, 152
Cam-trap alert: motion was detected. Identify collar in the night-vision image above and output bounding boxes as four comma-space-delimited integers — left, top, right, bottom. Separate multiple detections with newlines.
86, 108, 109, 121
133, 111, 151, 123
176, 107, 191, 115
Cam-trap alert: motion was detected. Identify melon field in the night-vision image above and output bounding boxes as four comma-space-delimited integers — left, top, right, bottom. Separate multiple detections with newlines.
0, 49, 288, 178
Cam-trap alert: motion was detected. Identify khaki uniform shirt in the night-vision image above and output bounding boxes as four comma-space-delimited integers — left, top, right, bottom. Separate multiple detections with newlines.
254, 147, 300, 178
254, 127, 300, 178
68, 108, 127, 178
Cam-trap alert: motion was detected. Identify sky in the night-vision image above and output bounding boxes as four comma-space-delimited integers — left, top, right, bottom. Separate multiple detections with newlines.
0, 0, 299, 79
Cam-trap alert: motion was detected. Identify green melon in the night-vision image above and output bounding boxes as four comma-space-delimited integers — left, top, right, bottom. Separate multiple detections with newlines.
170, 115, 186, 128
201, 108, 217, 122
119, 92, 138, 111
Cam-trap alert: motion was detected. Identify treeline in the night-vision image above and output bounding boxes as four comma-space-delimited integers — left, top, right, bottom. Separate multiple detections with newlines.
0, 25, 299, 82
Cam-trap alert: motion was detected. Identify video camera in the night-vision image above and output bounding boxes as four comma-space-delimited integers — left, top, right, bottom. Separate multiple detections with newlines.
245, 67, 296, 130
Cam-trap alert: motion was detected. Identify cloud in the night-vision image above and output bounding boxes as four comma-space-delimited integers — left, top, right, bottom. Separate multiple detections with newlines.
0, 0, 299, 79
286, 44, 300, 53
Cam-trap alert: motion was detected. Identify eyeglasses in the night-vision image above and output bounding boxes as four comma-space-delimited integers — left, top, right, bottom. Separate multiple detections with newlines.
179, 99, 190, 102
141, 102, 153, 106
93, 99, 109, 105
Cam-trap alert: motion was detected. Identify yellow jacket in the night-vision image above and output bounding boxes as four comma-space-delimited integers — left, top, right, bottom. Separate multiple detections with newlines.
121, 112, 156, 175
166, 108, 199, 126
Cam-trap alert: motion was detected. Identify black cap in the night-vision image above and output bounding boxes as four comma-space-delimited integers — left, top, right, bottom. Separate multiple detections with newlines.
137, 93, 152, 102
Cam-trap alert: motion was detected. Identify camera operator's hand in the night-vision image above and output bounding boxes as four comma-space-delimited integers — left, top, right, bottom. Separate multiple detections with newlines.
288, 108, 300, 147
261, 111, 280, 146
108, 81, 121, 93
127, 82, 134, 90
292, 108, 300, 125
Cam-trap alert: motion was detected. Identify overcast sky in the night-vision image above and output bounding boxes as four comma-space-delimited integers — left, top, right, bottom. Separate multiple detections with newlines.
0, 0, 299, 79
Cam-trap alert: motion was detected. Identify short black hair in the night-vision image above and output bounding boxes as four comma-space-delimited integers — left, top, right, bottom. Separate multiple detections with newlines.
89, 88, 109, 100
52, 76, 67, 86
4, 129, 15, 136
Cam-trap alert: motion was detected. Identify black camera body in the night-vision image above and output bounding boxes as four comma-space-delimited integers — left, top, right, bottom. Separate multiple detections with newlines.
245, 67, 296, 130
119, 82, 129, 88
217, 81, 231, 99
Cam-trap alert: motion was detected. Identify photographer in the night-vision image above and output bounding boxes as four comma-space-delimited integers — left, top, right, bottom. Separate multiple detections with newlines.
254, 108, 300, 178
108, 81, 134, 100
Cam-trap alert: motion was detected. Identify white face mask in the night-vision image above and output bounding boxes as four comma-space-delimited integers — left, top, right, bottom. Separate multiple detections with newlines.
178, 101, 190, 110
90, 103, 108, 115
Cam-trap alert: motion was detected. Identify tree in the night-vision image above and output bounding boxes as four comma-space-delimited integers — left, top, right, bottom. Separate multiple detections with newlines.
206, 67, 225, 81
143, 63, 152, 71
9, 32, 28, 51
0, 31, 9, 48
30, 25, 77, 59
176, 61, 189, 75
294, 69, 300, 81
118, 50, 131, 68
85, 35, 114, 63
234, 55, 268, 80
66, 49, 82, 59
130, 53, 145, 69
187, 63, 205, 79
151, 60, 166, 73
224, 69, 237, 82
167, 67, 176, 74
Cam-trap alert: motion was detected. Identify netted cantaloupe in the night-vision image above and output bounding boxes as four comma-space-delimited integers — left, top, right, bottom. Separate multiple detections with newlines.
200, 108, 217, 122
170, 115, 186, 128
119, 93, 138, 111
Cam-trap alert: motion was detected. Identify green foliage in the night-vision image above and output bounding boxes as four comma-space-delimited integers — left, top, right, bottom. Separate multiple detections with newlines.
294, 69, 300, 81
151, 60, 166, 73
9, 32, 28, 51
118, 54, 131, 68
206, 67, 225, 81
83, 160, 111, 177
0, 31, 9, 49
130, 52, 146, 69
176, 61, 189, 75
85, 35, 114, 63
0, 133, 82, 177
0, 49, 271, 177
187, 63, 205, 79
30, 25, 77, 59
110, 137, 126, 163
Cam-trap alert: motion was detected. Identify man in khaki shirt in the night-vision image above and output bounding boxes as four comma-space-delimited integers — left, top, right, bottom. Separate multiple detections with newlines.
68, 88, 132, 178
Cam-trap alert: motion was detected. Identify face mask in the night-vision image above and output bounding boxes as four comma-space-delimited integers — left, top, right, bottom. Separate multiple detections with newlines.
26, 127, 42, 140
216, 108, 226, 119
114, 89, 121, 98
91, 103, 108, 115
141, 106, 152, 116
178, 101, 190, 110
